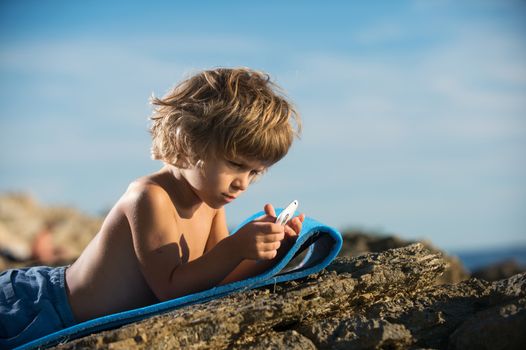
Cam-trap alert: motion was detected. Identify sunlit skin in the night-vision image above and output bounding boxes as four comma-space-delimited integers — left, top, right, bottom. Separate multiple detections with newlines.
65, 156, 304, 322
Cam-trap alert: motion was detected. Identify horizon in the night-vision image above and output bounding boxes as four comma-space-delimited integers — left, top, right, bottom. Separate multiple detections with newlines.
1, 0, 525, 252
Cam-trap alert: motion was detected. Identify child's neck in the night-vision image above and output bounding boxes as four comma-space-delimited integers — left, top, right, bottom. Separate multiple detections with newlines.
162, 165, 204, 219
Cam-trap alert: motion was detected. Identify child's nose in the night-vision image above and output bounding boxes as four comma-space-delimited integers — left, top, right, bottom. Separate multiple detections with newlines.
231, 172, 250, 192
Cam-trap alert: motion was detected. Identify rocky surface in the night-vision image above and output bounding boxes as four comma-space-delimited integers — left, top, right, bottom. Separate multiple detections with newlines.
338, 230, 470, 285
471, 259, 526, 282
51, 244, 526, 350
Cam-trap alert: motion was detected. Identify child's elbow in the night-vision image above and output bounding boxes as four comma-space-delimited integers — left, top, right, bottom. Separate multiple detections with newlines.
147, 272, 178, 302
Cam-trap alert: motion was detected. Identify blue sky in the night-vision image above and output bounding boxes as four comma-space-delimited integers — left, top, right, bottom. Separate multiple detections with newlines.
1, 0, 525, 251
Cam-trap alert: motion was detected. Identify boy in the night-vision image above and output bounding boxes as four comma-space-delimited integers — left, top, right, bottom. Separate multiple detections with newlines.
0, 67, 304, 348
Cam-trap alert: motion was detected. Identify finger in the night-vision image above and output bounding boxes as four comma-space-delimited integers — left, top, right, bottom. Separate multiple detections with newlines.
269, 231, 286, 242
263, 241, 281, 251
264, 203, 276, 218
257, 242, 280, 257
257, 222, 283, 235
261, 231, 285, 242
256, 204, 276, 223
265, 222, 286, 234
259, 250, 278, 260
287, 217, 302, 235
284, 225, 298, 238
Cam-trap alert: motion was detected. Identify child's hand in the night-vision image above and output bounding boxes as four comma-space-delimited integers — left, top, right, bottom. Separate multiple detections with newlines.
233, 210, 285, 260
263, 203, 305, 241
231, 203, 305, 260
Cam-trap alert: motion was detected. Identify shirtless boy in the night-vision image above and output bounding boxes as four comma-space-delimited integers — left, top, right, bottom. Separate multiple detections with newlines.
0, 67, 303, 348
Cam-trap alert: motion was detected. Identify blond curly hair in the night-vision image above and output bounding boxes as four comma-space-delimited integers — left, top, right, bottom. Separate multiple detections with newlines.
149, 67, 301, 168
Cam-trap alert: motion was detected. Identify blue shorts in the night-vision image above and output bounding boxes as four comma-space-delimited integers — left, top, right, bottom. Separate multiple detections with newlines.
0, 266, 77, 349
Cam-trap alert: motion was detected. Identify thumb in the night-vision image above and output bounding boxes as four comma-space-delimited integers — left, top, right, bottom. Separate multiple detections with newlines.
255, 203, 277, 222
264, 203, 276, 218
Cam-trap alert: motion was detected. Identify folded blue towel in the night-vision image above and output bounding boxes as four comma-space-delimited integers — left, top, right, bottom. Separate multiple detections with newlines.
16, 211, 342, 350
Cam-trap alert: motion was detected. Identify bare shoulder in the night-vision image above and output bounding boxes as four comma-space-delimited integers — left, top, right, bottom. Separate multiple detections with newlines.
120, 178, 175, 226
125, 178, 171, 204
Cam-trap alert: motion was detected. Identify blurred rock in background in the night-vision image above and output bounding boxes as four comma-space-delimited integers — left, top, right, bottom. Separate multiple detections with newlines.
0, 193, 102, 270
471, 259, 526, 282
338, 229, 470, 285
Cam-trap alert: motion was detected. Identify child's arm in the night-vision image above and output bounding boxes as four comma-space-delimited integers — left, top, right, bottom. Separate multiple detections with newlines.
124, 184, 287, 301
206, 203, 305, 285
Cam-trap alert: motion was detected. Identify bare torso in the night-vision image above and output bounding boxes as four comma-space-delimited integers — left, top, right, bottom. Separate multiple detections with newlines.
65, 171, 216, 322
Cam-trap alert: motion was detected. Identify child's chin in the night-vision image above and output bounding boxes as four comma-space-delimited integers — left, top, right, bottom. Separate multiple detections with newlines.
207, 200, 227, 209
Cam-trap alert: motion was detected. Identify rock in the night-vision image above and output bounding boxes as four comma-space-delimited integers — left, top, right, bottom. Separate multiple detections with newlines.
471, 259, 526, 282
0, 221, 32, 260
235, 330, 317, 350
0, 193, 45, 242
50, 244, 526, 349
0, 193, 102, 269
449, 297, 526, 350
299, 316, 413, 350
339, 230, 470, 285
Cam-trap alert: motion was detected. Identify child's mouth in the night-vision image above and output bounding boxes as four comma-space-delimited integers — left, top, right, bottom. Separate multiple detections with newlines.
222, 193, 236, 202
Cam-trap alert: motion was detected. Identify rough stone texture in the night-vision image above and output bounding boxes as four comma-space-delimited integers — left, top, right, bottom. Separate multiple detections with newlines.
299, 316, 413, 350
338, 230, 470, 285
50, 243, 526, 349
449, 297, 526, 350
234, 330, 317, 350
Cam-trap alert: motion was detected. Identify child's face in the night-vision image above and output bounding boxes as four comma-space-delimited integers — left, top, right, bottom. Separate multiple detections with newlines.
181, 155, 268, 209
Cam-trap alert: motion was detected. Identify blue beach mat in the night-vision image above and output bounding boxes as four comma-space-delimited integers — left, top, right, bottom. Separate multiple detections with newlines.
16, 210, 342, 349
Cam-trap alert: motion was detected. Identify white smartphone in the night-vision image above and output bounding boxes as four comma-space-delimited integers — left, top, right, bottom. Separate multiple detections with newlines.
275, 200, 299, 225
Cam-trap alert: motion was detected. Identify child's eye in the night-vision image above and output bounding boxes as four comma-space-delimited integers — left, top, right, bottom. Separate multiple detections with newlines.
228, 161, 244, 169
249, 171, 263, 184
